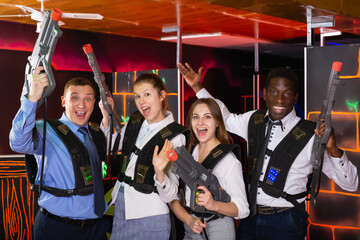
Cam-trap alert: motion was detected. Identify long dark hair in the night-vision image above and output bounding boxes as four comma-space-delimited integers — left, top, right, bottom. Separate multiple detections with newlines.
186, 98, 232, 151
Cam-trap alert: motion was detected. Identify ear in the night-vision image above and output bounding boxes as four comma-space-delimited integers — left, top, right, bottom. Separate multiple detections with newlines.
160, 90, 166, 101
263, 87, 267, 101
293, 92, 299, 104
61, 95, 65, 107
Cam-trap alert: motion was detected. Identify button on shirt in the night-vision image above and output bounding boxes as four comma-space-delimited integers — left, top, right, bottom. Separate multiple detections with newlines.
197, 88, 358, 207
10, 96, 106, 219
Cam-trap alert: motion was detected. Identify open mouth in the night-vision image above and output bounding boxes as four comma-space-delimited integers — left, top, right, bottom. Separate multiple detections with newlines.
197, 127, 208, 137
142, 106, 151, 117
273, 106, 285, 113
75, 111, 86, 118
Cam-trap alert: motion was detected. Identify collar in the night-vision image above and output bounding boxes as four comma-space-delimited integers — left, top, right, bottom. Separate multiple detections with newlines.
59, 112, 89, 133
141, 111, 174, 130
264, 107, 297, 131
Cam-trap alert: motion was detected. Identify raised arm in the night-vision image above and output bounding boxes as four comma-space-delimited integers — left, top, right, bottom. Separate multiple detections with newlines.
99, 93, 115, 128
10, 67, 48, 154
178, 63, 204, 93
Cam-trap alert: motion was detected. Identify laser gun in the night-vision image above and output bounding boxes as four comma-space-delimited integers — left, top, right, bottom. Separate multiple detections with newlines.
310, 61, 343, 204
22, 9, 62, 108
167, 146, 231, 217
83, 43, 121, 132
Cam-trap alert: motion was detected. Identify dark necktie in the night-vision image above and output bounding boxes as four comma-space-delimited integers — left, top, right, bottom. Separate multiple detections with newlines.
248, 119, 282, 217
78, 127, 105, 217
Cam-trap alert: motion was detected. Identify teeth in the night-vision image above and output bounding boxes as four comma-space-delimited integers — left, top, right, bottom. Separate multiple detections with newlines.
198, 128, 207, 131
142, 107, 150, 110
273, 106, 285, 110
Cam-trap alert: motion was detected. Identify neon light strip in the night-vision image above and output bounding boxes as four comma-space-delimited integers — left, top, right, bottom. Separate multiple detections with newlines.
241, 95, 253, 112
114, 72, 118, 94
339, 48, 360, 79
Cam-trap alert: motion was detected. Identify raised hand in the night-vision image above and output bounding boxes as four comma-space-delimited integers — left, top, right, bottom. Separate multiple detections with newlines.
99, 93, 114, 128
152, 139, 173, 183
177, 62, 204, 93
28, 66, 49, 102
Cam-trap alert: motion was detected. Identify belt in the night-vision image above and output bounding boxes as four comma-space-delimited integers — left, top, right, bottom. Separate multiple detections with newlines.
256, 205, 293, 215
40, 207, 100, 227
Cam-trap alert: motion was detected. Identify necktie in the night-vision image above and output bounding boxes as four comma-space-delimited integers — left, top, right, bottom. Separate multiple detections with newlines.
78, 127, 105, 217
248, 119, 282, 217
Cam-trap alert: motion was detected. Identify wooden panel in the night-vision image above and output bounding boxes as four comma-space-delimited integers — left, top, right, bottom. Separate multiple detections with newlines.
0, 0, 359, 46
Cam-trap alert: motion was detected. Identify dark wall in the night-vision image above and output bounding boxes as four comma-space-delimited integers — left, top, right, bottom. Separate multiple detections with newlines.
0, 20, 303, 155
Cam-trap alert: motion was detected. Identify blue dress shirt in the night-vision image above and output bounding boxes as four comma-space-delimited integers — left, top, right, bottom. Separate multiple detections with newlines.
10, 96, 107, 219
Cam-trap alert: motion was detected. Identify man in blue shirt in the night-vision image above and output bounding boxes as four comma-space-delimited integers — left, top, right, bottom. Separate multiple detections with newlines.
10, 66, 110, 240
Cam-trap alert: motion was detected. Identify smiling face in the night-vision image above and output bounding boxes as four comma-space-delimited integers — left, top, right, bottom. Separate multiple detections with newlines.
134, 82, 166, 124
191, 103, 219, 145
61, 85, 95, 126
263, 77, 298, 121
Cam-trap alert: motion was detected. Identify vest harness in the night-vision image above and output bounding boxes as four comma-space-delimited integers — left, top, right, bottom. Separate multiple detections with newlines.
181, 143, 242, 221
25, 120, 106, 197
248, 109, 316, 217
117, 111, 189, 194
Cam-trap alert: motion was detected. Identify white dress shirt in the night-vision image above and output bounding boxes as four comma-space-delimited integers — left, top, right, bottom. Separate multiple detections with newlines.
101, 111, 186, 219
184, 145, 250, 219
197, 88, 358, 207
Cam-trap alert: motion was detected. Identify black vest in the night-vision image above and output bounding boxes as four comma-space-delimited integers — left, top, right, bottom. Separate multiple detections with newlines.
26, 120, 106, 197
180, 143, 242, 218
118, 111, 189, 194
248, 109, 316, 210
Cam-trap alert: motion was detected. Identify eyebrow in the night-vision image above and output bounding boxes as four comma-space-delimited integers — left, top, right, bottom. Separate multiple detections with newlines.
70, 92, 94, 96
193, 112, 211, 115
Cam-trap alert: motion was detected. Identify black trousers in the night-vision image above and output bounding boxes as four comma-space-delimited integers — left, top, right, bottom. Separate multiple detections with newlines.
33, 209, 111, 240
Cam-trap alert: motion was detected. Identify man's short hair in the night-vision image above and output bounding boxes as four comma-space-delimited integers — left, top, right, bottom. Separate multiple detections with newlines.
63, 77, 96, 96
265, 67, 299, 94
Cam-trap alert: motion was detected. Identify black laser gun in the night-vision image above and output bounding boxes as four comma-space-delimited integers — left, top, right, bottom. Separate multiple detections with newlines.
22, 9, 63, 108
167, 146, 231, 217
310, 61, 343, 204
83, 43, 122, 132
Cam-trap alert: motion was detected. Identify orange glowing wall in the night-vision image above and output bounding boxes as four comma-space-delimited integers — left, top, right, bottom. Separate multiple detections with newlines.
0, 156, 38, 240
305, 44, 360, 239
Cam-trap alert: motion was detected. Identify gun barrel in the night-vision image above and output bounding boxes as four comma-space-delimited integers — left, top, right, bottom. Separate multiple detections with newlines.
332, 61, 343, 72
83, 43, 93, 54
50, 8, 62, 21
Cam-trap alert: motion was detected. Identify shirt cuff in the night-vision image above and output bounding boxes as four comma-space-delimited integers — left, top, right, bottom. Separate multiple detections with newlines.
154, 174, 169, 189
196, 88, 213, 99
20, 95, 37, 115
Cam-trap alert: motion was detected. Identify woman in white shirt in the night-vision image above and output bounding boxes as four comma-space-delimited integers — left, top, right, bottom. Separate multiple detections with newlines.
100, 73, 187, 239
169, 98, 249, 240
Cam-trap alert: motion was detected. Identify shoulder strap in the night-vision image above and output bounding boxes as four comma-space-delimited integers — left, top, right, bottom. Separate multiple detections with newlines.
39, 119, 94, 197
88, 122, 106, 162
247, 109, 267, 179
202, 143, 241, 169
121, 112, 145, 159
